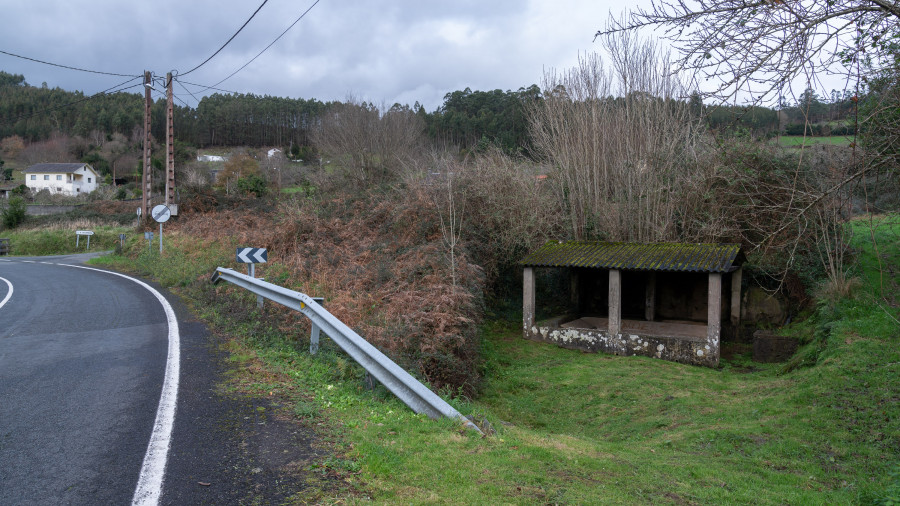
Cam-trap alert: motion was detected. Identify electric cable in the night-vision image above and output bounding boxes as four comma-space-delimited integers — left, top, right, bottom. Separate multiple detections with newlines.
174, 0, 321, 96
172, 92, 192, 109
179, 0, 270, 77
174, 78, 240, 96
175, 78, 203, 105
207, 0, 322, 90
0, 76, 142, 124
0, 49, 140, 78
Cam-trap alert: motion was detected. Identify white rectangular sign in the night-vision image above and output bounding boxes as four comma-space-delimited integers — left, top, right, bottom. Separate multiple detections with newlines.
76, 230, 94, 236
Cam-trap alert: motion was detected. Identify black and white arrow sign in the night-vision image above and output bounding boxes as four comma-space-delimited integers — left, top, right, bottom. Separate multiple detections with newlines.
236, 247, 268, 264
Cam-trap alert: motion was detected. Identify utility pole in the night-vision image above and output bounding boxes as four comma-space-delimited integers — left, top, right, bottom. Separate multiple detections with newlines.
165, 72, 176, 213
141, 70, 152, 218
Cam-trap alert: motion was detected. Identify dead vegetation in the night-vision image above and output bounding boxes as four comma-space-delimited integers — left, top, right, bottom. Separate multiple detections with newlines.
173, 183, 484, 395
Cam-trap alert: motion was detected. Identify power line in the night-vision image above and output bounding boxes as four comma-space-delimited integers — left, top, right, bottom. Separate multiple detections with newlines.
172, 92, 192, 109
0, 76, 143, 124
207, 0, 322, 90
0, 49, 140, 78
174, 78, 203, 106
175, 78, 241, 96
179, 0, 270, 77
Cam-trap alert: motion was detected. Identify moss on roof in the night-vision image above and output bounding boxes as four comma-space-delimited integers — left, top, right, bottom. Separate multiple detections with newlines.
519, 241, 742, 273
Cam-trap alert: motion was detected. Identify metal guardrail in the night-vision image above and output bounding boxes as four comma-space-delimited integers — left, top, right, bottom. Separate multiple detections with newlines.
211, 267, 482, 434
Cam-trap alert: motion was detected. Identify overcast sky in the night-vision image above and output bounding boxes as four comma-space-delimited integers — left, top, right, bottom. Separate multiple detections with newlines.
0, 0, 650, 111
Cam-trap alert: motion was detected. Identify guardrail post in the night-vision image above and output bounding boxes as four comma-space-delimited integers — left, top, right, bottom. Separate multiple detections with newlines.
310, 323, 320, 354
210, 267, 483, 434
309, 297, 324, 354
248, 263, 264, 309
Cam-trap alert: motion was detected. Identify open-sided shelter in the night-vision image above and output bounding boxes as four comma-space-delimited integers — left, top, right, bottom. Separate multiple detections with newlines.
520, 241, 745, 367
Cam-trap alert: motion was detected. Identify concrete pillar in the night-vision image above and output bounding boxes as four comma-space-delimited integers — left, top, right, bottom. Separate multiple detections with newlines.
523, 267, 535, 334
645, 272, 656, 322
570, 269, 580, 313
609, 269, 621, 335
707, 273, 722, 363
730, 267, 742, 326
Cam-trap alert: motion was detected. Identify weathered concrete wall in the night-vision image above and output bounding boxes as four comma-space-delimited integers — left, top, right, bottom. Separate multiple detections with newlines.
26, 204, 84, 216
524, 317, 719, 367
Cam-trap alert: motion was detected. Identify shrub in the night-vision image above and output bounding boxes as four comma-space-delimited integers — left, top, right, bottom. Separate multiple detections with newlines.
2, 196, 27, 229
236, 174, 268, 197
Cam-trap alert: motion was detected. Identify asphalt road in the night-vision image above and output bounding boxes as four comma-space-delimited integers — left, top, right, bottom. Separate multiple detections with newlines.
0, 253, 323, 505
0, 253, 169, 505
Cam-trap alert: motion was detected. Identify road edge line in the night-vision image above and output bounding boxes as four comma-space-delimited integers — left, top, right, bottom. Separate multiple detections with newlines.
62, 264, 179, 506
0, 277, 12, 309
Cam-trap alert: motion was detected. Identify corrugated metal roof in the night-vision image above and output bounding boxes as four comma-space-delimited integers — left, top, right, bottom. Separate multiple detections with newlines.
520, 241, 742, 273
24, 163, 90, 174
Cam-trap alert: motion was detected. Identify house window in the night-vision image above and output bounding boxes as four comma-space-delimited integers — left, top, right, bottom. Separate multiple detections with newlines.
76, 188, 80, 192
56, 175, 62, 180
44, 175, 49, 180
88, 177, 92, 183
30, 175, 36, 180
57, 187, 62, 192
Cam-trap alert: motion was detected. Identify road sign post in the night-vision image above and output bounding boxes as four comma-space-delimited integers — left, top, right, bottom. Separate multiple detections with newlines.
76, 230, 94, 250
236, 247, 268, 309
144, 231, 154, 251
151, 205, 171, 253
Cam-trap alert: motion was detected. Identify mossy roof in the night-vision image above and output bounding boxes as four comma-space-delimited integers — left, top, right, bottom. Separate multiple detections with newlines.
519, 241, 743, 273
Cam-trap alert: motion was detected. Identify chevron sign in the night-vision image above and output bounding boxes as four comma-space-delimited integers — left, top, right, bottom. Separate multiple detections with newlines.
236, 247, 267, 264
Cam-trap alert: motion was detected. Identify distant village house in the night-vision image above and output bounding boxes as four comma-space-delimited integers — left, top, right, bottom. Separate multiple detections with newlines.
197, 154, 227, 162
24, 163, 100, 196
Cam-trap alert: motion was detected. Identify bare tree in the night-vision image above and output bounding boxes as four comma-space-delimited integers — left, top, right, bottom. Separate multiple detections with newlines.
600, 1, 900, 103
427, 153, 467, 293
101, 133, 131, 186
218, 153, 260, 194
528, 35, 721, 242
21, 133, 71, 164
311, 97, 425, 184
261, 148, 287, 189
1, 135, 26, 158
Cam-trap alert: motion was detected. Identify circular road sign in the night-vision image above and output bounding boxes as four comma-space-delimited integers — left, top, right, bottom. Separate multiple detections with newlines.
151, 204, 171, 223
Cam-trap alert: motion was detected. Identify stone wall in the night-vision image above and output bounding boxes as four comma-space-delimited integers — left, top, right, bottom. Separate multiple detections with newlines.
524, 316, 719, 367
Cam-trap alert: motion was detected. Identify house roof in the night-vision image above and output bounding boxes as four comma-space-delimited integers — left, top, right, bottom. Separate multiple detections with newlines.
24, 163, 93, 174
520, 241, 743, 273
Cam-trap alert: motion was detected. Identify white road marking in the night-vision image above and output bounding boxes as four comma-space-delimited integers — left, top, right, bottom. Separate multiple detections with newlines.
60, 264, 180, 506
0, 277, 12, 309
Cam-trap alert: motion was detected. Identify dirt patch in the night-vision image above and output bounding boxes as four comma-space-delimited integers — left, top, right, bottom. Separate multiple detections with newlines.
160, 305, 363, 504
226, 397, 357, 504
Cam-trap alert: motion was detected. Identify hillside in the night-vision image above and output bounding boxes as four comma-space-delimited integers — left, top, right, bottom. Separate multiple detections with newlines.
55, 188, 895, 504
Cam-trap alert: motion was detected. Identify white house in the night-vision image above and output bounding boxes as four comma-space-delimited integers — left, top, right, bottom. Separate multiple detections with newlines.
197, 154, 227, 162
24, 163, 100, 196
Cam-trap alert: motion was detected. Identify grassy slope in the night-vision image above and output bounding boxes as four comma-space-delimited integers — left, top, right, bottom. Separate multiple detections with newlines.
86, 215, 899, 504
777, 135, 853, 147
1, 225, 131, 255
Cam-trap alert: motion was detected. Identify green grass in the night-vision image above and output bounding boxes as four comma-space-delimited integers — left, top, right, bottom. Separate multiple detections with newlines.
777, 135, 853, 147
90, 232, 235, 287
90, 216, 900, 504
1, 225, 131, 256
